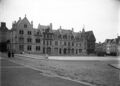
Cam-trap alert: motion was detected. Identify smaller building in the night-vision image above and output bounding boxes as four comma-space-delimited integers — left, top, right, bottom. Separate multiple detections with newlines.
116, 36, 120, 56
104, 39, 118, 56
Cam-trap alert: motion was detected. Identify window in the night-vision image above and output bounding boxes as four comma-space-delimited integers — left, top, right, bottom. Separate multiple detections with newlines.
68, 42, 70, 46
19, 30, 24, 34
36, 39, 40, 43
50, 41, 52, 45
63, 35, 67, 39
36, 46, 40, 51
55, 41, 58, 46
79, 49, 82, 53
27, 38, 32, 43
19, 45, 24, 51
19, 37, 24, 43
79, 43, 81, 47
28, 31, 32, 35
71, 36, 74, 40
64, 42, 66, 46
76, 43, 78, 47
27, 45, 31, 51
24, 24, 27, 28
58, 35, 61, 39
43, 40, 45, 45
72, 42, 74, 46
47, 41, 49, 45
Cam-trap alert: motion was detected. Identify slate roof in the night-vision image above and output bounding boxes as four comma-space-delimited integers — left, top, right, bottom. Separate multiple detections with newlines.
84, 31, 96, 41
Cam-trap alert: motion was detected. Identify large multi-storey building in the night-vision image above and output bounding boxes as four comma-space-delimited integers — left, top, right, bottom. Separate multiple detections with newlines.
10, 16, 96, 55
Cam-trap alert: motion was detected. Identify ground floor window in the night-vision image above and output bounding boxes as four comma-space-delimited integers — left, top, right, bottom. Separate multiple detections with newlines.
59, 48, 61, 54
27, 45, 32, 51
19, 45, 24, 51
36, 46, 40, 51
79, 49, 82, 53
43, 47, 45, 54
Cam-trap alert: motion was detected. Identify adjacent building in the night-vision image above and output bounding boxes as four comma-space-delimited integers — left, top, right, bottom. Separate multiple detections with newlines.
9, 16, 96, 55
0, 22, 10, 52
96, 36, 120, 56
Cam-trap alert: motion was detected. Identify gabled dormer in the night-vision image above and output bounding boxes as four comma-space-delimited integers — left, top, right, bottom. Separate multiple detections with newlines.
13, 15, 33, 30
85, 31, 96, 42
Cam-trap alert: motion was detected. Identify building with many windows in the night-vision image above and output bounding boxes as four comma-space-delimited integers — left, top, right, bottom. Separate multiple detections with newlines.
10, 16, 96, 55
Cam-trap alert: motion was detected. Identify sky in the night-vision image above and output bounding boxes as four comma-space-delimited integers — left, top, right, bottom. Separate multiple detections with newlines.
0, 0, 120, 42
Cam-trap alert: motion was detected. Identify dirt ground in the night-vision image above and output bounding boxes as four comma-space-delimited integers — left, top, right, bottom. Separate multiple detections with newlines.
14, 55, 120, 86
36, 59, 120, 86
2, 53, 120, 86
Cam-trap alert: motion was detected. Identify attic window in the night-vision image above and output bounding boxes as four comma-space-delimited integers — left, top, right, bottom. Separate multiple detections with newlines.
24, 24, 27, 28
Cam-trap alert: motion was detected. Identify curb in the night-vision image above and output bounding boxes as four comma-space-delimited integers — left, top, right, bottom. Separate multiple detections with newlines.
15, 54, 47, 60
108, 64, 120, 70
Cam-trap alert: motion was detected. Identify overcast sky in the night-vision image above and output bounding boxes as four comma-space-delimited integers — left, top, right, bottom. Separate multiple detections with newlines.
0, 0, 120, 42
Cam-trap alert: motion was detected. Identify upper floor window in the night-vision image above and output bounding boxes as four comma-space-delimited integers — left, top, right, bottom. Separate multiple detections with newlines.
47, 41, 49, 45
68, 42, 70, 46
50, 41, 52, 45
64, 42, 67, 46
36, 39, 40, 43
55, 41, 58, 46
72, 42, 74, 46
24, 24, 27, 28
79, 43, 81, 47
28, 31, 32, 35
58, 35, 61, 39
71, 36, 74, 40
19, 37, 24, 43
19, 30, 24, 34
27, 38, 32, 43
36, 46, 40, 51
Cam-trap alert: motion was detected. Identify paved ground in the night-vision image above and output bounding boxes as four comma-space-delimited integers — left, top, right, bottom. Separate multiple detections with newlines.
1, 53, 120, 86
0, 55, 89, 86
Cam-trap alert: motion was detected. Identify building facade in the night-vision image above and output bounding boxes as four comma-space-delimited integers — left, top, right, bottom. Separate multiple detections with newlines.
95, 36, 120, 56
10, 16, 96, 55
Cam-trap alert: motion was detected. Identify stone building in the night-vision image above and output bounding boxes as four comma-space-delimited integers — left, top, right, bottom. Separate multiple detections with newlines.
104, 37, 120, 56
10, 16, 96, 55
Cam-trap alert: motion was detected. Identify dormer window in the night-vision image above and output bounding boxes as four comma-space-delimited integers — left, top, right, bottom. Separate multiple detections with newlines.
24, 24, 27, 28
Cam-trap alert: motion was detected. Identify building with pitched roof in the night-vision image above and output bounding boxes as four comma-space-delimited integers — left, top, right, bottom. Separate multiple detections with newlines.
9, 16, 96, 55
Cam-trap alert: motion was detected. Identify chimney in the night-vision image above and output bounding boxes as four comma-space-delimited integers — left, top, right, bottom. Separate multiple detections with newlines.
82, 24, 85, 33
31, 21, 33, 27
60, 26, 62, 29
50, 23, 52, 29
19, 17, 21, 20
72, 27, 74, 32
38, 23, 40, 28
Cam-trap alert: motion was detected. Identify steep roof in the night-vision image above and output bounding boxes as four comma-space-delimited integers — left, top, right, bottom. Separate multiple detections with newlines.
16, 16, 31, 26
84, 31, 96, 41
